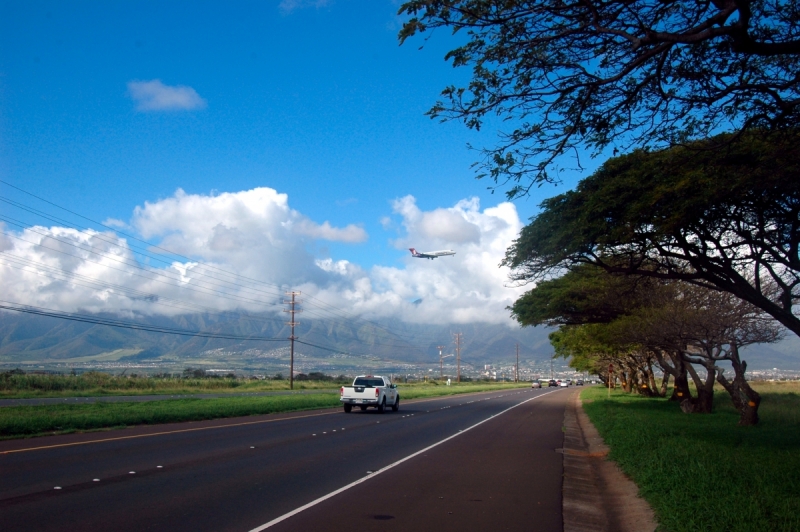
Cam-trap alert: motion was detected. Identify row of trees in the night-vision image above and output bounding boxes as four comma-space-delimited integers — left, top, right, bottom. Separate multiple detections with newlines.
513, 263, 782, 425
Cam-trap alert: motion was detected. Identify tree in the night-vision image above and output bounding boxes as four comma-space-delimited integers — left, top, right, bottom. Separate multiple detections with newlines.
623, 282, 783, 423
502, 131, 800, 337
510, 262, 654, 327
399, 1, 800, 197
514, 262, 781, 422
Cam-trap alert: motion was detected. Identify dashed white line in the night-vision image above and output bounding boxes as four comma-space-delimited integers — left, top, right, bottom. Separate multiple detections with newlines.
248, 389, 559, 531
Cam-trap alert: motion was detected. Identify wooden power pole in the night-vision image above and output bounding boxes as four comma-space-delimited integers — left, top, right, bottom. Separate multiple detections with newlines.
284, 291, 301, 390
453, 333, 462, 383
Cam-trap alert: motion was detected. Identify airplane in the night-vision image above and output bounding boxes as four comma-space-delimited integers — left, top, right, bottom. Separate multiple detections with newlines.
409, 248, 456, 260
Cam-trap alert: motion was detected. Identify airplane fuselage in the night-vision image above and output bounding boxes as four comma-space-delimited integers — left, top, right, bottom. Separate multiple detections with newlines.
409, 248, 456, 260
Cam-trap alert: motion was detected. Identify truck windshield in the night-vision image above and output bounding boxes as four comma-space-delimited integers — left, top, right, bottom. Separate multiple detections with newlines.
353, 378, 384, 387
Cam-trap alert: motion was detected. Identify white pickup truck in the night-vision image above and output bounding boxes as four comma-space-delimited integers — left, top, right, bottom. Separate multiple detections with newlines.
340, 375, 399, 413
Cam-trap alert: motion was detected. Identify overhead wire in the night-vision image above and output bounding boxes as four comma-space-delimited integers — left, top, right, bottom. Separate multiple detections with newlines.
0, 302, 286, 342
0, 253, 287, 324
2, 180, 416, 327
0, 180, 441, 356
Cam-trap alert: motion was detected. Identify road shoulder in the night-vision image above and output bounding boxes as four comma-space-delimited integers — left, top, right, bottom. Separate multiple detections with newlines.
562, 390, 657, 532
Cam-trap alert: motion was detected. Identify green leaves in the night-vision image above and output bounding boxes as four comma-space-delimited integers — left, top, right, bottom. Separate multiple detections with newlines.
504, 130, 800, 336
398, 0, 800, 196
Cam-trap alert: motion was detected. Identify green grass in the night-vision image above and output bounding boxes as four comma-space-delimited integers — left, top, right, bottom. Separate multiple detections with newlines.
0, 394, 342, 439
0, 382, 529, 439
0, 374, 342, 399
581, 384, 800, 532
0, 372, 530, 399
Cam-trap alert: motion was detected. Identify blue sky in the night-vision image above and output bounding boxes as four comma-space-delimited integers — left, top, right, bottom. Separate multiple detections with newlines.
0, 0, 590, 325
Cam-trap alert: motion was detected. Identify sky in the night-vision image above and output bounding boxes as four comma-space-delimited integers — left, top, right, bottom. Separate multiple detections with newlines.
0, 0, 591, 327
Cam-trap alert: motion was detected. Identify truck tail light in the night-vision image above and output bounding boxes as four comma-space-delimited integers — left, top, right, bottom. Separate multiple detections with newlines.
340, 387, 344, 397
375, 388, 379, 397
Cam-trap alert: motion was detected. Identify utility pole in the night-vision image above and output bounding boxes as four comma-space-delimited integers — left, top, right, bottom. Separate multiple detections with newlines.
453, 333, 462, 383
515, 344, 519, 383
284, 291, 302, 390
437, 345, 446, 380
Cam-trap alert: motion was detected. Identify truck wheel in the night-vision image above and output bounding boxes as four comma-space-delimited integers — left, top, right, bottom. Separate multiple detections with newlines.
343, 404, 352, 413
392, 396, 400, 412
377, 398, 386, 413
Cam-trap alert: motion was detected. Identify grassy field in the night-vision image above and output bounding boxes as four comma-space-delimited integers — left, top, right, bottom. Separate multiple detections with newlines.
0, 381, 530, 439
581, 383, 800, 532
0, 372, 529, 399
0, 373, 344, 398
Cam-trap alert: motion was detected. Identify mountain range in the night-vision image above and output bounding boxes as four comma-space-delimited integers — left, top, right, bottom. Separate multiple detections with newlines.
1, 310, 797, 374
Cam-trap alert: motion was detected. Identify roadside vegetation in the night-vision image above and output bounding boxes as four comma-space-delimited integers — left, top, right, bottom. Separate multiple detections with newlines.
0, 380, 529, 439
581, 384, 800, 532
0, 369, 348, 399
0, 394, 341, 439
0, 369, 530, 399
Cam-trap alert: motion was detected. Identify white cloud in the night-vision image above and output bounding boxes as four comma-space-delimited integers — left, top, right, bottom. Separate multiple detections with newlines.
279, 0, 331, 15
102, 218, 129, 229
1, 189, 525, 326
294, 220, 367, 243
127, 80, 206, 111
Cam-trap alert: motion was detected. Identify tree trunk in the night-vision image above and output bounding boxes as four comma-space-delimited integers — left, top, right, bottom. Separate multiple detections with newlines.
658, 372, 670, 398
621, 370, 632, 393
717, 344, 761, 426
684, 358, 715, 414
654, 350, 692, 403
646, 359, 662, 397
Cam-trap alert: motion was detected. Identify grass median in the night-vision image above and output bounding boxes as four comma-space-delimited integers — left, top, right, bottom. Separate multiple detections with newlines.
0, 382, 530, 440
581, 383, 800, 532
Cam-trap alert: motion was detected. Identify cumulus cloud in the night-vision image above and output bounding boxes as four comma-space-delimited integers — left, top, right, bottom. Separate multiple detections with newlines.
278, 0, 331, 15
127, 80, 206, 111
0, 189, 525, 326
307, 195, 525, 325
294, 220, 367, 243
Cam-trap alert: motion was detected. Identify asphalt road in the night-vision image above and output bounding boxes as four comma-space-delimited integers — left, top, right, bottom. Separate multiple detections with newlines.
0, 387, 571, 532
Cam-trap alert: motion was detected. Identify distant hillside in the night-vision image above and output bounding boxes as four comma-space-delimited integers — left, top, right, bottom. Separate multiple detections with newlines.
0, 310, 556, 367
3, 310, 796, 372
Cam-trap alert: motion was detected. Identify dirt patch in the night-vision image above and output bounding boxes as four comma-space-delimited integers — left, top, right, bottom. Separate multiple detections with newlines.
562, 390, 657, 532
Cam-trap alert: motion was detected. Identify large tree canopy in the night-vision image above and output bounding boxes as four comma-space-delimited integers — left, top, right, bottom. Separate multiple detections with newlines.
502, 131, 800, 336
399, 0, 800, 197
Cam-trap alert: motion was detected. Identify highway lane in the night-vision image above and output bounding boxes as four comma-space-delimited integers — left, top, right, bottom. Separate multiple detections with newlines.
0, 387, 571, 531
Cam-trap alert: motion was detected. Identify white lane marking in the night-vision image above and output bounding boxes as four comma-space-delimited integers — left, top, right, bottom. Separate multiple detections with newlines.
93, 478, 100, 482
248, 389, 559, 531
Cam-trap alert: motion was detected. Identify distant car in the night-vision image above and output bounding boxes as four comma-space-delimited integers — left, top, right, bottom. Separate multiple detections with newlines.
559, 380, 569, 387
575, 379, 584, 386
548, 379, 558, 387
531, 380, 542, 388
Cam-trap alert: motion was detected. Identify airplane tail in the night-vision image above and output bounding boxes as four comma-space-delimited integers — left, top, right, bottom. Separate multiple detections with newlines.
409, 248, 418, 256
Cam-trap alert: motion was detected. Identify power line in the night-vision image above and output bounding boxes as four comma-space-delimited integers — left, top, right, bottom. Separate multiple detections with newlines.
0, 302, 286, 342
0, 181, 441, 356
